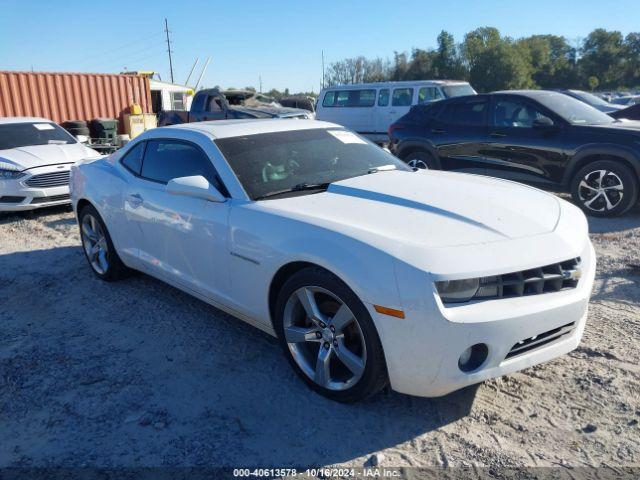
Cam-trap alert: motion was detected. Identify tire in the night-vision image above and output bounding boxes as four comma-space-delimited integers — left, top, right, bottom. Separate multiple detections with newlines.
78, 204, 130, 281
274, 267, 388, 402
66, 127, 90, 137
62, 120, 88, 129
402, 150, 440, 170
570, 160, 639, 217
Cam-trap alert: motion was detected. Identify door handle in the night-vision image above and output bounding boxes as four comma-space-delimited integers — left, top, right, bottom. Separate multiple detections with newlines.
128, 193, 143, 207
430, 128, 445, 134
389, 110, 397, 114
490, 132, 507, 138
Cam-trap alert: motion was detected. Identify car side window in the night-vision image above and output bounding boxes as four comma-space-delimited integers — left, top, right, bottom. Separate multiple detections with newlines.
451, 99, 488, 126
492, 99, 545, 128
141, 139, 226, 194
378, 89, 389, 106
120, 141, 145, 175
322, 91, 336, 107
392, 88, 414, 107
206, 96, 223, 112
418, 87, 444, 103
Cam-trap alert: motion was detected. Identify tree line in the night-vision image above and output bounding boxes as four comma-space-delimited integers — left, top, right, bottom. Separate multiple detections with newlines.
323, 27, 640, 93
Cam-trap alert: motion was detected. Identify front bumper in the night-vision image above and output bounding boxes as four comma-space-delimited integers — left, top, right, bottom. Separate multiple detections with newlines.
371, 239, 596, 398
0, 164, 71, 211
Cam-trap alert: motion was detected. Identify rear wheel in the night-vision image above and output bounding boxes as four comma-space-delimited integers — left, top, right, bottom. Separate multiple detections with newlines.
78, 204, 130, 281
570, 160, 638, 217
403, 151, 440, 170
274, 267, 388, 402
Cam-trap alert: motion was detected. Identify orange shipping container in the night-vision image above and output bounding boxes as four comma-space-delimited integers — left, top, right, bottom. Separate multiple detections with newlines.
0, 70, 152, 132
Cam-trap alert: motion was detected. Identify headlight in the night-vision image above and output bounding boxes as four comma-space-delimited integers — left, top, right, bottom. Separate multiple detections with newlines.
0, 169, 25, 180
435, 278, 480, 303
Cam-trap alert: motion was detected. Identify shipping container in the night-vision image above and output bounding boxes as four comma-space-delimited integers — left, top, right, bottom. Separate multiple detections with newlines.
0, 70, 152, 132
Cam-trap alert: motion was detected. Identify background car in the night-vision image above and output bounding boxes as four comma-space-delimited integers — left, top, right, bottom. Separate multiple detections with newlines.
0, 117, 100, 211
556, 89, 624, 113
610, 95, 640, 107
610, 103, 640, 121
71, 119, 594, 402
388, 90, 640, 217
316, 80, 476, 144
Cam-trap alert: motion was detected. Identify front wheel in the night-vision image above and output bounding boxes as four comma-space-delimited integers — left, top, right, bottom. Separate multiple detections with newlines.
78, 204, 130, 281
274, 267, 388, 402
403, 151, 440, 170
570, 160, 639, 217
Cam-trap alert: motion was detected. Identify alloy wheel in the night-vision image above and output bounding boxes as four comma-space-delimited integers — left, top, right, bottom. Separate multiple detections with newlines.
81, 213, 109, 275
407, 158, 429, 169
577, 169, 624, 212
283, 286, 367, 391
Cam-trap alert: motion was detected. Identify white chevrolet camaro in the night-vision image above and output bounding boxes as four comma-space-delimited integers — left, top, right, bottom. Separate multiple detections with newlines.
0, 117, 100, 211
71, 119, 595, 402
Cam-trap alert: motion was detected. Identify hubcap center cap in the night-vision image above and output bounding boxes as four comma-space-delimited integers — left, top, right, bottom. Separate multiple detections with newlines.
321, 329, 334, 342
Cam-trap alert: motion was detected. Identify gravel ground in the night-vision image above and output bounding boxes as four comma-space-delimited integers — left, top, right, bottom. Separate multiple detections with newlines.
0, 203, 639, 470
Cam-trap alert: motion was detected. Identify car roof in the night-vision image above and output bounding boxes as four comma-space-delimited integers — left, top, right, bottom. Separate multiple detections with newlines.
161, 119, 343, 139
491, 90, 568, 100
0, 116, 52, 125
321, 80, 470, 91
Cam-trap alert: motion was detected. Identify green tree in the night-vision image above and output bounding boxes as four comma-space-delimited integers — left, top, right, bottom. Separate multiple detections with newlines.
579, 29, 625, 89
434, 30, 466, 79
623, 33, 640, 88
461, 27, 534, 91
517, 35, 577, 88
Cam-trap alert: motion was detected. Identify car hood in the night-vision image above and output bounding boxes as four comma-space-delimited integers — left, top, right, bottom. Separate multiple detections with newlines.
260, 170, 561, 249
577, 120, 640, 135
230, 105, 309, 118
0, 143, 99, 171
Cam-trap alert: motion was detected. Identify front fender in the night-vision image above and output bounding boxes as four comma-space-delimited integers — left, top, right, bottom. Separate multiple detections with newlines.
227, 204, 403, 327
395, 139, 439, 160
563, 143, 640, 185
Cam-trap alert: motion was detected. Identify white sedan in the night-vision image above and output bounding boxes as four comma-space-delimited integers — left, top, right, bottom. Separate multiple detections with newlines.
0, 117, 100, 211
70, 119, 595, 402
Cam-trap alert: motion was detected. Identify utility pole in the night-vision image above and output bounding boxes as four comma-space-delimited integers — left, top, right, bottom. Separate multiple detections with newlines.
165, 18, 174, 83
321, 50, 325, 89
259, 75, 263, 93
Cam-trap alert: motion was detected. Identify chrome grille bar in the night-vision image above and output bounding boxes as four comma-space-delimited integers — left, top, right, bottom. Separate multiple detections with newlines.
25, 171, 71, 188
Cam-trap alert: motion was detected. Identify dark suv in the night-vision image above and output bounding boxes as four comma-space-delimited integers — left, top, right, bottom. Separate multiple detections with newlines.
389, 90, 640, 216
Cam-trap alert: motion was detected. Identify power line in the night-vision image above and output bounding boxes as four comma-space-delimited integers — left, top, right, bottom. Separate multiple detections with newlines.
165, 18, 174, 83
56, 31, 164, 68
74, 43, 167, 72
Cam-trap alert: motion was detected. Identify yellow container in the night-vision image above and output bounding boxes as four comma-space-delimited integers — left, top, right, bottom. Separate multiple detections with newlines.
130, 103, 143, 115
142, 113, 157, 130
123, 114, 145, 139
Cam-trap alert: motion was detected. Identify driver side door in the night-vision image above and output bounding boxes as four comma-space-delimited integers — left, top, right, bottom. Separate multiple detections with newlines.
126, 138, 231, 300
200, 94, 227, 121
483, 96, 567, 186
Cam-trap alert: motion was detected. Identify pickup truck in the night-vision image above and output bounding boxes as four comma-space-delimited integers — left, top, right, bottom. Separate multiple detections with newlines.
157, 88, 311, 126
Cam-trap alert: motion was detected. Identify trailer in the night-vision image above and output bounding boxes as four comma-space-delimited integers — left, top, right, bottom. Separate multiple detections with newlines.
0, 70, 152, 133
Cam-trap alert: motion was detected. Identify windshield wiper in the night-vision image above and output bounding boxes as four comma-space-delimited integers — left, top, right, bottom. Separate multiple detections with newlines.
254, 182, 331, 200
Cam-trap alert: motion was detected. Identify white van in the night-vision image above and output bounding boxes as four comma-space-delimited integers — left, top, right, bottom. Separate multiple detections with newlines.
316, 80, 476, 143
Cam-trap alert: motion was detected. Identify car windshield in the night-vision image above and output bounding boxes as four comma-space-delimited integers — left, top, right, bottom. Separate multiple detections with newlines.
215, 128, 411, 200
568, 90, 611, 108
0, 122, 77, 150
442, 84, 476, 98
536, 94, 615, 125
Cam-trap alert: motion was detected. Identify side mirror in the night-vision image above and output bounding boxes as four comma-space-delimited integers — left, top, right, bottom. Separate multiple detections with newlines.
166, 175, 226, 203
533, 116, 555, 129
76, 134, 89, 144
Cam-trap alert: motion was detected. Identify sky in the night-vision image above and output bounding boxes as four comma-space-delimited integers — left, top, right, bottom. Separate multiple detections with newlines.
1, 0, 638, 93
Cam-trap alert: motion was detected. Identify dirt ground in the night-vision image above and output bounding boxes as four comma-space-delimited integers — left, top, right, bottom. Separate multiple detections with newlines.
0, 202, 639, 470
